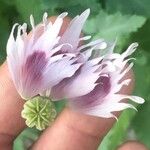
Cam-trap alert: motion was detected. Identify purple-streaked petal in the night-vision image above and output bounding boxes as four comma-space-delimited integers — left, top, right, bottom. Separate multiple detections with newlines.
7, 23, 18, 55
51, 62, 100, 100
42, 57, 82, 90
20, 51, 48, 98
77, 39, 104, 51
67, 75, 111, 108
7, 10, 144, 119
69, 93, 144, 118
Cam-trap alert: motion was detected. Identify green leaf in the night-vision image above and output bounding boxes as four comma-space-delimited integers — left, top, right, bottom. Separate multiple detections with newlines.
98, 53, 150, 149
131, 101, 150, 149
34, 0, 101, 18
130, 53, 150, 149
15, 0, 44, 24
14, 128, 41, 150
0, 15, 9, 61
133, 51, 150, 99
106, 0, 150, 17
131, 19, 150, 52
0, 1, 19, 62
99, 110, 136, 150
14, 0, 100, 25
14, 0, 59, 24
56, 0, 101, 16
84, 11, 146, 50
55, 100, 66, 113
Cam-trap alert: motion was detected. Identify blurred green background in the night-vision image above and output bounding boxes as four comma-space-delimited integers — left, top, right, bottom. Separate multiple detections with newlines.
0, 0, 150, 149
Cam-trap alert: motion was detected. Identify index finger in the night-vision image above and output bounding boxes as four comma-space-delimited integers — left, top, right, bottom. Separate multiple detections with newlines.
0, 62, 25, 148
0, 11, 136, 150
32, 64, 134, 150
0, 16, 71, 149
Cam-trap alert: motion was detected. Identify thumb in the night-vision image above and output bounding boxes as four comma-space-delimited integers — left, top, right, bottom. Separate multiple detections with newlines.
32, 69, 134, 150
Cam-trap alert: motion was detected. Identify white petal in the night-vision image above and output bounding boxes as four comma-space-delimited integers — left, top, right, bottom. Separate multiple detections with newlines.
43, 57, 82, 90
30, 14, 35, 29
79, 35, 91, 41
83, 102, 137, 118
77, 39, 104, 51
51, 62, 100, 100
112, 79, 131, 93
59, 9, 90, 51
119, 63, 134, 80
33, 14, 64, 51
118, 94, 145, 104
7, 23, 18, 55
122, 43, 138, 58
48, 43, 73, 57
43, 12, 48, 26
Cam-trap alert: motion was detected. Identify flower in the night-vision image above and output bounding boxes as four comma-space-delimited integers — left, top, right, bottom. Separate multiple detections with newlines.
51, 42, 145, 118
7, 9, 144, 120
7, 9, 105, 100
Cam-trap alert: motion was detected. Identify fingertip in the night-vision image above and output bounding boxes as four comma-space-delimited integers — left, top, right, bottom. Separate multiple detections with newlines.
118, 141, 148, 150
0, 62, 26, 147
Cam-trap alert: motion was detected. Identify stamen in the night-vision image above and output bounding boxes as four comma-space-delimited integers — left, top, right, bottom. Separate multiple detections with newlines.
30, 14, 35, 29
43, 12, 48, 25
79, 35, 91, 41
58, 12, 68, 19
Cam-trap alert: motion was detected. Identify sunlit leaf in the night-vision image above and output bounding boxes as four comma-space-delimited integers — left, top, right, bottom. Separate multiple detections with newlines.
84, 11, 146, 50
106, 0, 150, 17
99, 110, 136, 150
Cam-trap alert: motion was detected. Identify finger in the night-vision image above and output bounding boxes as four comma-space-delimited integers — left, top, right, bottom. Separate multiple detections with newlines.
32, 65, 134, 149
118, 141, 148, 150
0, 62, 26, 148
0, 13, 135, 150
0, 16, 71, 149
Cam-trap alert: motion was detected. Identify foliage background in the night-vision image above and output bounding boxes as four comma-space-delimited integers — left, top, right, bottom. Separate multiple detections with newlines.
0, 0, 150, 149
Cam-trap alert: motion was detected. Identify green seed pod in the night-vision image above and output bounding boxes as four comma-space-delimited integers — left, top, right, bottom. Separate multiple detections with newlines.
21, 96, 57, 130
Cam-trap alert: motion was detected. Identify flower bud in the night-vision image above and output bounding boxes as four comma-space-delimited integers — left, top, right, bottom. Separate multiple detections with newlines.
21, 96, 57, 130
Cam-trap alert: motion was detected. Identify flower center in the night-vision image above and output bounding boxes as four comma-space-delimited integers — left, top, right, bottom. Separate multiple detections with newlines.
21, 96, 57, 130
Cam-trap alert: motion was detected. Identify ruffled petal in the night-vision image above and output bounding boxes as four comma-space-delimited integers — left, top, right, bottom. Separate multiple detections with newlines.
68, 93, 144, 118
59, 9, 90, 52
32, 13, 66, 51
51, 61, 100, 100
62, 40, 144, 118
7, 10, 144, 118
7, 24, 25, 93
42, 56, 82, 91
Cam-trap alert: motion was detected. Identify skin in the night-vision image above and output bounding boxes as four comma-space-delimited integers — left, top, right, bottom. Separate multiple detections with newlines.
118, 141, 148, 150
0, 16, 148, 150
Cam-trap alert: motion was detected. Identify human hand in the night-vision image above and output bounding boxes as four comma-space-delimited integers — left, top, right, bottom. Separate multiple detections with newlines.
0, 16, 148, 150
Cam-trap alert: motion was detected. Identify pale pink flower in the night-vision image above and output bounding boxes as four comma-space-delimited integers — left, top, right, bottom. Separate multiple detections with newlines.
51, 42, 144, 118
7, 9, 144, 118
7, 9, 103, 99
